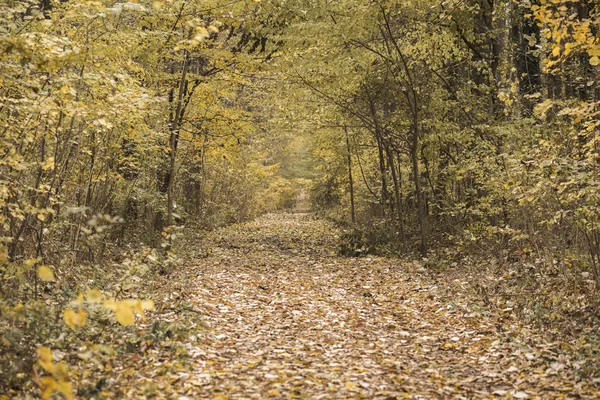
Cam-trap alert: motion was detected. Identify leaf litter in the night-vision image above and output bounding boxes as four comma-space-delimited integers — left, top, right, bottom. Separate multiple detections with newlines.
77, 213, 600, 398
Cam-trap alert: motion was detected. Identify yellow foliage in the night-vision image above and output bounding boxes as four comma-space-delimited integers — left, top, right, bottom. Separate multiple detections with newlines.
56, 380, 74, 400
588, 47, 600, 57
104, 299, 134, 325
141, 300, 155, 310
39, 376, 57, 400
36, 347, 73, 399
128, 299, 155, 320
39, 371, 72, 400
40, 157, 55, 171
103, 298, 154, 325
37, 347, 54, 373
37, 266, 55, 282
63, 308, 87, 328
115, 303, 135, 326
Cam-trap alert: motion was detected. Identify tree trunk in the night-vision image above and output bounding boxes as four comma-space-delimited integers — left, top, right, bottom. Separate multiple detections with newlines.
166, 50, 191, 248
387, 146, 403, 236
410, 124, 427, 257
345, 126, 356, 224
376, 135, 388, 217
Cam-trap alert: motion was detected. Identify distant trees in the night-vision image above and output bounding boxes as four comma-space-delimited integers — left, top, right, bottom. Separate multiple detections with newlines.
0, 0, 299, 269
282, 0, 600, 278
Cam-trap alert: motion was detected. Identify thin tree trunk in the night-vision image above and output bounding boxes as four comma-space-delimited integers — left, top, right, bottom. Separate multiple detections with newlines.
167, 50, 191, 240
345, 126, 356, 224
410, 123, 427, 256
387, 146, 402, 232
396, 151, 405, 241
376, 136, 388, 216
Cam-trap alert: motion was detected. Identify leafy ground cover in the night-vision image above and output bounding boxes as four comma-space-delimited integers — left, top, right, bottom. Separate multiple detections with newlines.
60, 213, 600, 399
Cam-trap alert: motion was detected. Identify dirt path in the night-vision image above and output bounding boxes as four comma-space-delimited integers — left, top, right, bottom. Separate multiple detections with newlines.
118, 213, 598, 399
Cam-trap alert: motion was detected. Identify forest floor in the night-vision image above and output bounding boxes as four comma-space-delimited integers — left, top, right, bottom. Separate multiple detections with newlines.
84, 213, 600, 399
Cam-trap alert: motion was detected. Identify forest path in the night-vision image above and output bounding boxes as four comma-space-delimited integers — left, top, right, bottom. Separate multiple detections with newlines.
132, 213, 597, 399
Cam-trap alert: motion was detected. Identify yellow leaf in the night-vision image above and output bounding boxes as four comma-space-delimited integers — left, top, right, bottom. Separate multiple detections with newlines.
141, 300, 154, 310
57, 379, 73, 400
551, 46, 561, 57
37, 266, 55, 282
0, 247, 7, 264
76, 309, 87, 327
39, 376, 57, 400
63, 309, 76, 328
86, 289, 103, 303
345, 381, 359, 391
588, 47, 600, 57
40, 157, 55, 171
37, 347, 55, 373
63, 309, 86, 328
115, 303, 135, 326
590, 56, 599, 66
564, 42, 572, 56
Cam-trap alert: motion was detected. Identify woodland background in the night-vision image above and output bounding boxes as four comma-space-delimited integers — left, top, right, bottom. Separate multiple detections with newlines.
1, 0, 600, 398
